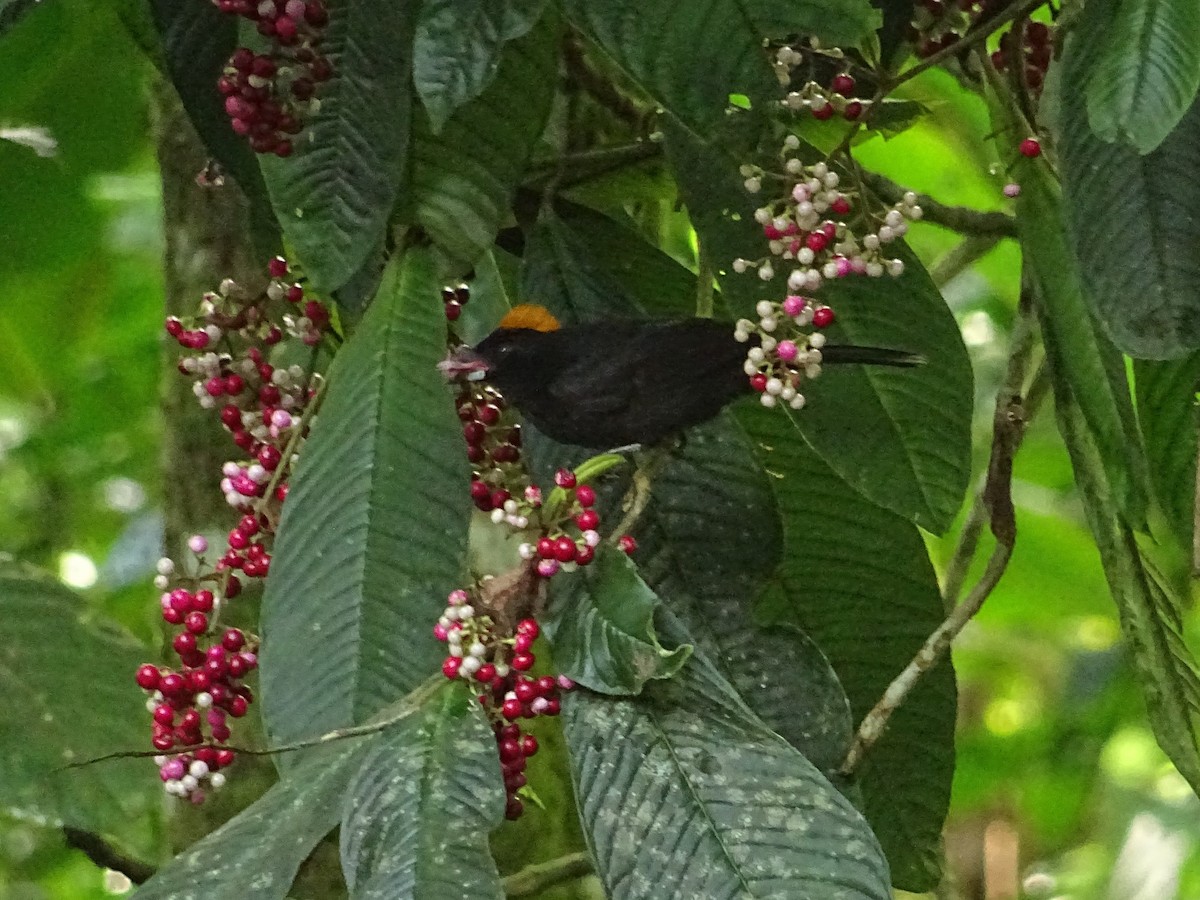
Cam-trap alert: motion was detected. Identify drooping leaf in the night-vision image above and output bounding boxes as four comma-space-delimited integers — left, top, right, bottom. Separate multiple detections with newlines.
1013, 114, 1152, 527
738, 404, 956, 891
340, 683, 505, 899
563, 651, 891, 899
259, 0, 414, 292
1075, 0, 1200, 155
544, 549, 691, 695
260, 249, 471, 753
1059, 35, 1200, 358
408, 14, 557, 269
0, 562, 156, 834
133, 741, 368, 900
665, 117, 972, 533
1134, 355, 1200, 549
1053, 378, 1200, 794
412, 0, 546, 132
149, 0, 278, 245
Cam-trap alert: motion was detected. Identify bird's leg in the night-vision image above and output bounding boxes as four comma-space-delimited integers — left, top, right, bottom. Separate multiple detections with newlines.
610, 444, 673, 541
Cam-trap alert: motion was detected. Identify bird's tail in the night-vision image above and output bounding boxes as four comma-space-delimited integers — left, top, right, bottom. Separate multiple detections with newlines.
820, 345, 925, 367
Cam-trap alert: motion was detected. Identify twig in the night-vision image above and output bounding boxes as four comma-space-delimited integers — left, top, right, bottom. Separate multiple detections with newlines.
860, 171, 1017, 238
525, 141, 663, 192
63, 828, 156, 884
695, 235, 715, 319
610, 447, 672, 542
940, 491, 987, 610
929, 234, 1002, 287
64, 675, 443, 770
503, 852, 594, 897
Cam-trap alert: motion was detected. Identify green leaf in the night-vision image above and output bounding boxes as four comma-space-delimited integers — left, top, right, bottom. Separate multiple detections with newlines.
544, 549, 691, 695
562, 0, 778, 131
1076, 0, 1200, 154
743, 0, 881, 47
563, 652, 891, 899
664, 117, 972, 533
340, 683, 505, 899
1053, 378, 1200, 795
0, 0, 40, 36
738, 404, 956, 892
412, 0, 546, 132
1059, 35, 1200, 358
150, 0, 278, 247
634, 415, 855, 779
260, 249, 471, 751
1014, 124, 1152, 526
408, 14, 556, 268
133, 741, 368, 900
0, 562, 156, 834
259, 0, 413, 293
1134, 355, 1200, 548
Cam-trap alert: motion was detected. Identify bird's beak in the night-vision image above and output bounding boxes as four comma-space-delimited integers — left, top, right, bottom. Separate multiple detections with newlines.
438, 346, 490, 381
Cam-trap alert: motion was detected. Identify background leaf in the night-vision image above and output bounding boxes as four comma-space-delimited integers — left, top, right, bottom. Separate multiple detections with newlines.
340, 683, 505, 899
1076, 0, 1200, 154
260, 249, 471, 751
259, 0, 413, 292
1059, 35, 1200, 359
412, 0, 545, 132
1134, 354, 1200, 549
563, 650, 891, 900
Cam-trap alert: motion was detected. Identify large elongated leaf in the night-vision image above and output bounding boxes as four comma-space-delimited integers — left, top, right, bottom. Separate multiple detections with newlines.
408, 14, 556, 268
1075, 0, 1200, 154
1053, 379, 1200, 794
1134, 355, 1200, 548
563, 651, 891, 899
1059, 35, 1200, 358
738, 405, 956, 891
1014, 144, 1152, 526
544, 549, 691, 695
134, 741, 368, 900
340, 683, 505, 899
259, 0, 413, 292
260, 249, 471, 751
412, 0, 546, 132
665, 118, 972, 533
0, 563, 155, 834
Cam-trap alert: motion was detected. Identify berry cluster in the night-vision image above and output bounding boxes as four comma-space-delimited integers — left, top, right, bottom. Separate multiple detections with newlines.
435, 599, 573, 818
514, 470, 604, 577
735, 296, 835, 410
774, 46, 867, 122
442, 283, 470, 322
991, 20, 1053, 92
140, 256, 329, 801
214, 0, 332, 156
908, 0, 1006, 58
459, 389, 525, 502
735, 151, 922, 292
136, 544, 258, 803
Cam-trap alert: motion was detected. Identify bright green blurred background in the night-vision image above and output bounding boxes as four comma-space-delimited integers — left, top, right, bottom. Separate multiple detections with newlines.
1, 2, 1197, 898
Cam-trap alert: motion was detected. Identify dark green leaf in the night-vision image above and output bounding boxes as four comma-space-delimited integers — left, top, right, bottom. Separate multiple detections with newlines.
0, 0, 40, 36
1015, 127, 1152, 526
408, 14, 556, 268
665, 117, 972, 533
1053, 378, 1200, 794
133, 741, 367, 900
259, 0, 413, 292
260, 249, 471, 751
340, 683, 505, 899
1134, 355, 1200, 548
0, 563, 156, 834
744, 0, 882, 48
738, 404, 956, 891
562, 0, 777, 131
1059, 36, 1200, 358
563, 652, 891, 899
1075, 0, 1200, 154
634, 415, 855, 779
412, 0, 546, 132
150, 0, 278, 246
544, 549, 691, 695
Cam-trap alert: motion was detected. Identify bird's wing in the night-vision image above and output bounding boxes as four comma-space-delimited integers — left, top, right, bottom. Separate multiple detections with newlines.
542, 323, 647, 416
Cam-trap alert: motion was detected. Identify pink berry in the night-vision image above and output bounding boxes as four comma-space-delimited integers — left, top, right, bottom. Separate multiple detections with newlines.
442, 657, 462, 679
554, 468, 576, 488
1019, 137, 1041, 158
575, 485, 595, 507
618, 534, 638, 555
782, 295, 807, 317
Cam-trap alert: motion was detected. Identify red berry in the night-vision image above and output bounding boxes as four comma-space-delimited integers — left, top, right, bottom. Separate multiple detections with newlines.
749, 373, 768, 392
476, 663, 496, 683
152, 734, 174, 751
618, 534, 638, 555
185, 611, 209, 634
173, 633, 197, 655
504, 797, 524, 820
268, 256, 289, 278
136, 664, 161, 690
545, 698, 561, 716
442, 657, 462, 679
575, 485, 596, 507
225, 576, 242, 598
511, 652, 535, 671
160, 673, 186, 696
575, 509, 599, 530
553, 535, 577, 563
513, 633, 534, 653
536, 537, 555, 559
843, 101, 863, 121
812, 306, 835, 329
152, 704, 174, 725
501, 697, 523, 719
831, 74, 855, 96
499, 738, 522, 762
575, 544, 595, 566
1019, 137, 1041, 158
554, 468, 576, 488
228, 695, 249, 718
521, 734, 539, 757
516, 619, 539, 638
806, 232, 828, 252
811, 102, 835, 121
216, 749, 236, 767
830, 196, 852, 215
222, 629, 246, 651
515, 680, 538, 703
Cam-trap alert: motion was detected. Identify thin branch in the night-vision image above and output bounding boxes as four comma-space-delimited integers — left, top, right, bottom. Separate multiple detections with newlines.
695, 234, 715, 319
939, 490, 987, 611
610, 447, 673, 542
929, 234, 1002, 287
861, 171, 1017, 238
503, 852, 594, 897
526, 141, 663, 191
64, 828, 156, 884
